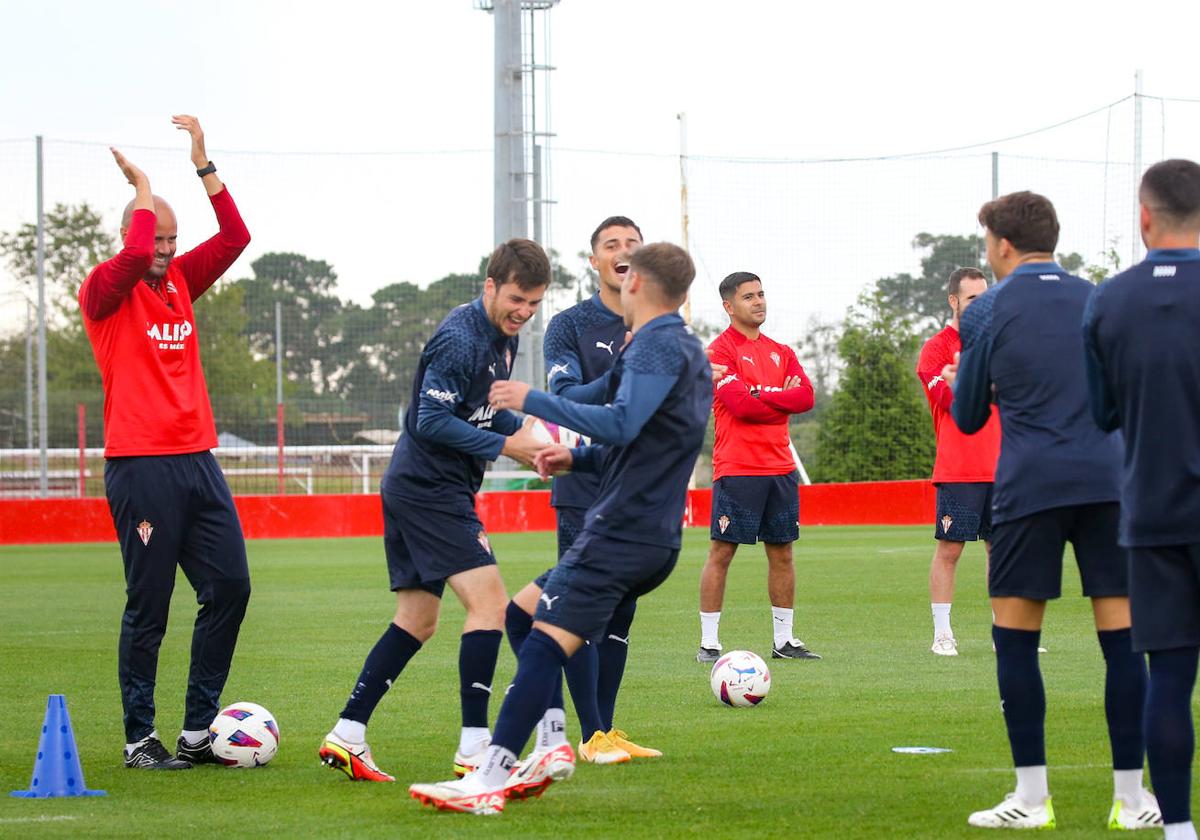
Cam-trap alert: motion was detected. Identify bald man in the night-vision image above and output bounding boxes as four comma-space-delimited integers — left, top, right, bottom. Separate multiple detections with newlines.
79, 116, 252, 770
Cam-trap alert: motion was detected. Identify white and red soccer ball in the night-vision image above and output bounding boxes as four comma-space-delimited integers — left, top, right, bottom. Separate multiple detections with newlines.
710, 650, 771, 707
209, 702, 279, 767
528, 418, 590, 448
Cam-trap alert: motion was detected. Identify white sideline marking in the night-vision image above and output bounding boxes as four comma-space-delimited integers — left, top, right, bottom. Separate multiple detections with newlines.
877, 547, 921, 555
0, 815, 80, 824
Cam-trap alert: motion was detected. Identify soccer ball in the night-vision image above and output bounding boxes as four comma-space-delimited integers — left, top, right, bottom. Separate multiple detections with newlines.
529, 418, 590, 447
710, 650, 771, 707
208, 702, 279, 767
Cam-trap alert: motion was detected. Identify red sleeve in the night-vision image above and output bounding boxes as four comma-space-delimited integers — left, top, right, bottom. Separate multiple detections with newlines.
78, 209, 156, 320
916, 337, 953, 411
172, 187, 251, 301
759, 348, 815, 414
710, 338, 788, 423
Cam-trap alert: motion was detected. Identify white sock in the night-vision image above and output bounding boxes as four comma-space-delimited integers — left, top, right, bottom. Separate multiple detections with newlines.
476, 744, 518, 788
458, 726, 490, 755
1113, 768, 1143, 805
1014, 765, 1049, 805
1165, 822, 1199, 840
540, 708, 567, 749
333, 718, 366, 744
700, 611, 721, 649
932, 603, 953, 638
125, 729, 159, 754
180, 728, 208, 746
771, 606, 794, 647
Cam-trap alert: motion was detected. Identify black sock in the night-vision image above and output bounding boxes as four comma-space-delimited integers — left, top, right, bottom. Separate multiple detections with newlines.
339, 623, 422, 724
563, 641, 601, 740
1097, 628, 1147, 770
459, 629, 503, 728
1146, 647, 1199, 825
993, 625, 1046, 767
597, 598, 637, 731
504, 600, 532, 658
492, 629, 569, 756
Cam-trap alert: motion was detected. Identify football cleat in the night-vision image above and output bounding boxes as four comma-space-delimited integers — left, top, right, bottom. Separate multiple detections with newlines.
410, 776, 505, 815
931, 634, 959, 656
577, 730, 631, 764
967, 792, 1056, 829
454, 738, 490, 778
176, 734, 221, 765
504, 742, 576, 800
1108, 790, 1162, 830
696, 646, 721, 663
607, 729, 662, 758
125, 736, 192, 770
318, 731, 395, 782
772, 639, 822, 660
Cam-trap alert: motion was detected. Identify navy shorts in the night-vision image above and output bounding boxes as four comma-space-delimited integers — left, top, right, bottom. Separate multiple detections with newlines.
382, 490, 495, 597
989, 503, 1128, 600
104, 452, 249, 590
710, 472, 800, 545
934, 482, 993, 542
536, 530, 678, 642
534, 506, 587, 589
1129, 543, 1200, 653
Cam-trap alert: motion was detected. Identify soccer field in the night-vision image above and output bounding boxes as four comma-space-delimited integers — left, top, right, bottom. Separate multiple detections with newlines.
0, 527, 1139, 837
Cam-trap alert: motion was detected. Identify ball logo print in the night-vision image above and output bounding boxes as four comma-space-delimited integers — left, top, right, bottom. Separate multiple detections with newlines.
208, 702, 279, 767
710, 650, 771, 707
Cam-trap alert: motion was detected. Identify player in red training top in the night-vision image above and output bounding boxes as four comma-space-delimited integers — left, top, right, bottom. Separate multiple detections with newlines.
79, 116, 251, 770
698, 272, 819, 663
915, 267, 1000, 656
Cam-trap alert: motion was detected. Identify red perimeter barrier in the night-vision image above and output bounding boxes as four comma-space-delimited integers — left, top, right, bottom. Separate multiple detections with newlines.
0, 480, 935, 546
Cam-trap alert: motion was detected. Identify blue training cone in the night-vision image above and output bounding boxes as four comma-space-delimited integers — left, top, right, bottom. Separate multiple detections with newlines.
10, 694, 105, 798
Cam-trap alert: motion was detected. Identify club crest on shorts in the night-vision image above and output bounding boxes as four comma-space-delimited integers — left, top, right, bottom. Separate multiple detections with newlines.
477, 530, 492, 555
136, 519, 154, 546
940, 515, 953, 534
718, 514, 731, 534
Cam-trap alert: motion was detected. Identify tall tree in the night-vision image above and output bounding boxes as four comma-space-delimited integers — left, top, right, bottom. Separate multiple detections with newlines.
875, 232, 986, 330
814, 290, 934, 482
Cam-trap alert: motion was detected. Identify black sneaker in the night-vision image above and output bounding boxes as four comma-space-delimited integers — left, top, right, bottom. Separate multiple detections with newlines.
177, 735, 221, 765
772, 640, 822, 660
125, 736, 193, 769
696, 646, 721, 663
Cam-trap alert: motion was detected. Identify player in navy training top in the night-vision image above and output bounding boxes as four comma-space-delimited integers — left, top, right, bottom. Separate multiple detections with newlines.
946, 191, 1157, 830
504, 216, 660, 768
319, 239, 552, 784
410, 243, 711, 814
1084, 159, 1200, 837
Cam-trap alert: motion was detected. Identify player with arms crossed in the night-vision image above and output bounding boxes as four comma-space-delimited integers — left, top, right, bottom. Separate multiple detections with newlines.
409, 242, 712, 814
915, 267, 1000, 655
949, 191, 1159, 830
505, 216, 659, 769
698, 271, 819, 663
318, 240, 551, 782
1084, 159, 1200, 839
80, 116, 252, 769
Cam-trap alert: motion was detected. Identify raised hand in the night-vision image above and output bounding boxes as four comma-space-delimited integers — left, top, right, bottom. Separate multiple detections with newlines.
110, 147, 148, 188
489, 379, 532, 412
171, 114, 208, 168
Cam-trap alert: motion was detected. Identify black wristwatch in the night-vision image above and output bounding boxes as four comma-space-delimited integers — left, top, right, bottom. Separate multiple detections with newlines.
196, 161, 217, 177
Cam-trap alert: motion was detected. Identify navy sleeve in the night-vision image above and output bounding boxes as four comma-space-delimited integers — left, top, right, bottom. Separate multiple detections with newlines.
951, 291, 996, 435
491, 409, 522, 437
524, 330, 683, 447
1082, 287, 1121, 432
552, 370, 612, 404
415, 333, 505, 460
569, 443, 607, 474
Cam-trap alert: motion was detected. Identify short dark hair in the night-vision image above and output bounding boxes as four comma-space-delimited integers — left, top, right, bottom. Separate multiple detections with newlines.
718, 271, 761, 301
629, 242, 695, 304
1140, 159, 1200, 228
590, 216, 643, 251
977, 191, 1060, 254
947, 267, 986, 296
486, 238, 552, 291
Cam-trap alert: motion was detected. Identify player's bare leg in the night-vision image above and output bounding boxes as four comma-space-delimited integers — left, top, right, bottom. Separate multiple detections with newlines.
929, 539, 966, 655
698, 540, 738, 661
765, 542, 820, 659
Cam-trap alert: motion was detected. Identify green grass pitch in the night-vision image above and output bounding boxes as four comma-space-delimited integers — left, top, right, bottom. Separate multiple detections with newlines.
0, 527, 1150, 837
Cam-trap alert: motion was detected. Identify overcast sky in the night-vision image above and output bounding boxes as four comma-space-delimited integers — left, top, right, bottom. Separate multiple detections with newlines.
3, 0, 1199, 340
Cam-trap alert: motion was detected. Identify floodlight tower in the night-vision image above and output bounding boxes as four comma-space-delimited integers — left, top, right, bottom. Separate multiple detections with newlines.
475, 0, 559, 387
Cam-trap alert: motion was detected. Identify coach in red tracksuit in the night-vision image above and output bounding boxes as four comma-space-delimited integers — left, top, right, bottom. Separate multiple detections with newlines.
79, 116, 251, 770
